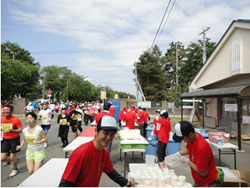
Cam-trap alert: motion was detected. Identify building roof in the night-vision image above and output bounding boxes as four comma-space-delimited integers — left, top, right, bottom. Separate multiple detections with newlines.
181, 85, 250, 98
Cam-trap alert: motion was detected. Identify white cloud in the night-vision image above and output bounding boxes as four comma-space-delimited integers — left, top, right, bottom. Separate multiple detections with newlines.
4, 0, 250, 95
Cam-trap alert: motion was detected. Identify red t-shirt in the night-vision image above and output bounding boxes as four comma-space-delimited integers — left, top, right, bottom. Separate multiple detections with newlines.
124, 111, 137, 129
153, 117, 160, 135
158, 118, 171, 143
109, 107, 115, 117
137, 111, 145, 125
62, 141, 114, 187
95, 111, 112, 124
186, 133, 218, 186
118, 110, 126, 121
1, 116, 22, 139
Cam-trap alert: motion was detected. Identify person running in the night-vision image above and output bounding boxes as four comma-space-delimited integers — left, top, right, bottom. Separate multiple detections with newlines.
157, 110, 171, 170
24, 102, 34, 115
69, 104, 81, 139
173, 121, 220, 187
76, 104, 83, 133
16, 112, 47, 175
59, 116, 137, 187
57, 108, 70, 147
38, 101, 52, 147
1, 104, 23, 177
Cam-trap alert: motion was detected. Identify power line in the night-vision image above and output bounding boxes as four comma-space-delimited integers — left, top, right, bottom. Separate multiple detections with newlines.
150, 0, 172, 49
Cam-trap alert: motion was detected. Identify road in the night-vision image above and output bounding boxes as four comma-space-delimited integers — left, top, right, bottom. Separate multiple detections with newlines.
1, 114, 76, 187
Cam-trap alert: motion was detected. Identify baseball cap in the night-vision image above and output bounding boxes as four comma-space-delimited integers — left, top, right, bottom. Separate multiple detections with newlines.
160, 110, 168, 118
173, 121, 195, 142
71, 104, 76, 108
155, 109, 161, 114
42, 101, 49, 105
97, 116, 118, 131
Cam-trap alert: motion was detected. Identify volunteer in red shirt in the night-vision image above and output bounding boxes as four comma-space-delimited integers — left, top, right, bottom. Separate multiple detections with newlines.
157, 110, 171, 170
1, 104, 23, 177
118, 107, 126, 127
59, 116, 137, 187
137, 106, 145, 136
95, 102, 113, 124
173, 121, 218, 186
109, 104, 115, 117
153, 109, 161, 139
123, 106, 137, 129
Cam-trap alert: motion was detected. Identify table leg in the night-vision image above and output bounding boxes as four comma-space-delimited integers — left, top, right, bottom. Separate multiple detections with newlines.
124, 152, 127, 177
219, 149, 221, 166
233, 149, 236, 169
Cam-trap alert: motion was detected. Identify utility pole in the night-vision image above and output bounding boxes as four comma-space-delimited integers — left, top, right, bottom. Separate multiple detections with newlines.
200, 27, 210, 64
135, 64, 139, 105
175, 42, 178, 90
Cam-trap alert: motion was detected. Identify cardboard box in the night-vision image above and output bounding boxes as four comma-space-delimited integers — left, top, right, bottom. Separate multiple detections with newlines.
223, 168, 250, 187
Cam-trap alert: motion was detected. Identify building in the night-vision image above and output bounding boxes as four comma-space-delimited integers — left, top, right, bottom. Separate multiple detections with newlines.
181, 19, 250, 150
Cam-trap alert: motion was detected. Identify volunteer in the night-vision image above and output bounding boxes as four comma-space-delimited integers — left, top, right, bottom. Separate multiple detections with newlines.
59, 116, 137, 187
57, 108, 70, 147
123, 106, 137, 129
152, 109, 161, 140
173, 121, 220, 187
137, 106, 145, 137
109, 103, 115, 117
1, 104, 23, 177
16, 112, 47, 175
157, 110, 171, 170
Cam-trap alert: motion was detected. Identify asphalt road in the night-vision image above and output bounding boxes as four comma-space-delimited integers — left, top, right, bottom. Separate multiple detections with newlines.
1, 114, 77, 187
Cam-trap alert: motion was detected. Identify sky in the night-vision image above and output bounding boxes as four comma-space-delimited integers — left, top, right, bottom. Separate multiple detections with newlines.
2, 0, 250, 96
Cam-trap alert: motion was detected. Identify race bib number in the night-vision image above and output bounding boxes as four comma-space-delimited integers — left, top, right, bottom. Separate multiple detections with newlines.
72, 114, 78, 121
156, 123, 161, 131
1, 123, 13, 132
42, 116, 48, 122
60, 119, 67, 125
25, 136, 37, 145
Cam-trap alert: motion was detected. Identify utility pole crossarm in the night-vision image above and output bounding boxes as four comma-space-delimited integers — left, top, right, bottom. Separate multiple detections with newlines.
199, 27, 210, 64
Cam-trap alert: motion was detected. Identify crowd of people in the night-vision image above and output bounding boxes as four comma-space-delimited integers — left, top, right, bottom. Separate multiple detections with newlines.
1, 100, 222, 187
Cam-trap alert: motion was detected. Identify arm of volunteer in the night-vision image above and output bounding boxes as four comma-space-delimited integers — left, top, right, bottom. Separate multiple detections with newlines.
188, 161, 208, 177
58, 179, 75, 187
106, 169, 130, 187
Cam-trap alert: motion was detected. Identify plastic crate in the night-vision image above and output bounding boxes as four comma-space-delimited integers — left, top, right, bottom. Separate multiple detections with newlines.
145, 140, 158, 155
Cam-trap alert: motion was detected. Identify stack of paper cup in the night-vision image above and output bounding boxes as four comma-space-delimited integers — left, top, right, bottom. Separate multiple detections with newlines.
178, 176, 186, 185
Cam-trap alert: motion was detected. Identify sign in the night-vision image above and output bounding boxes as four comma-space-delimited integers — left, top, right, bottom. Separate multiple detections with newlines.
114, 94, 119, 99
100, 91, 106, 100
224, 104, 238, 112
48, 89, 52, 95
137, 101, 151, 108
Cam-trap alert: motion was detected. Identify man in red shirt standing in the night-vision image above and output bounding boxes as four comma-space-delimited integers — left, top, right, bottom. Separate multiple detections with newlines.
109, 103, 115, 117
173, 121, 219, 187
137, 106, 145, 136
59, 116, 137, 187
1, 104, 23, 177
157, 110, 171, 170
123, 106, 137, 129
95, 102, 112, 124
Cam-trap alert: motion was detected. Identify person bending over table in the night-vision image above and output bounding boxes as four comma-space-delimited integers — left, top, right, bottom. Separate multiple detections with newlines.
59, 116, 137, 187
172, 121, 223, 187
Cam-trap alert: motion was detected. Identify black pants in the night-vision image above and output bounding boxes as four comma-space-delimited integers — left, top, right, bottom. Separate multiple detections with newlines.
157, 141, 167, 162
78, 121, 83, 132
140, 123, 147, 138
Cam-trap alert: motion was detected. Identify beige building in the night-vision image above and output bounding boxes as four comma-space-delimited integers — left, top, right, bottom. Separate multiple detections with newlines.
181, 19, 250, 150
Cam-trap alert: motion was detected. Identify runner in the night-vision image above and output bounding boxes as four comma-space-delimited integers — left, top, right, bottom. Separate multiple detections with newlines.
16, 112, 47, 175
38, 101, 52, 147
59, 116, 137, 187
76, 104, 83, 133
69, 104, 81, 139
1, 104, 23, 177
57, 108, 70, 147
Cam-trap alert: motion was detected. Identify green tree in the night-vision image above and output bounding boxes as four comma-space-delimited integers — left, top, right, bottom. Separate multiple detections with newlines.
178, 38, 216, 92
134, 45, 167, 101
1, 42, 40, 100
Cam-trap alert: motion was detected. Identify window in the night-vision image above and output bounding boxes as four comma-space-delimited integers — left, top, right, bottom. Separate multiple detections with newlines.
242, 98, 250, 116
231, 33, 242, 75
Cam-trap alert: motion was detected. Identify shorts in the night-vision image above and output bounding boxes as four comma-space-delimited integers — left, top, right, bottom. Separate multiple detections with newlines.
26, 149, 46, 162
1, 137, 20, 153
70, 121, 78, 133
41, 124, 51, 130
